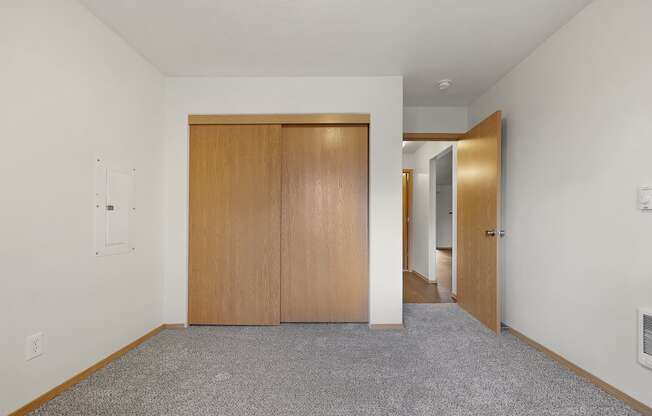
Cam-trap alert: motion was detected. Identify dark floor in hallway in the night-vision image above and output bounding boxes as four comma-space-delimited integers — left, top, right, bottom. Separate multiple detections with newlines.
403, 271, 453, 303
435, 248, 453, 290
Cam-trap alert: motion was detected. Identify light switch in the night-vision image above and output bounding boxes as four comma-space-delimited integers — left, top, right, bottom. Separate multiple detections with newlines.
639, 186, 652, 211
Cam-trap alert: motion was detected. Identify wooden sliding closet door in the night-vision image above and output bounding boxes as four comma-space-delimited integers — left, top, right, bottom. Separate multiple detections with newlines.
281, 125, 369, 322
188, 124, 281, 325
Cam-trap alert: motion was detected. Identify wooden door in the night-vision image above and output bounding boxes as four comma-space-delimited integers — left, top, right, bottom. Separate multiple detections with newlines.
281, 125, 369, 322
402, 169, 413, 270
457, 111, 502, 333
188, 124, 281, 325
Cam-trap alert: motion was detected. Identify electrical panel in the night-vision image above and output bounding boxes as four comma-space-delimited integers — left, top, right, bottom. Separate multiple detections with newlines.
94, 157, 135, 256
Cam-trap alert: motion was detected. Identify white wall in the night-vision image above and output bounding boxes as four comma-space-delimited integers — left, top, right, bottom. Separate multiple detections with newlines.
0, 1, 166, 414
404, 106, 467, 132
402, 151, 415, 170
436, 185, 453, 248
435, 149, 453, 249
470, 0, 652, 407
163, 77, 403, 326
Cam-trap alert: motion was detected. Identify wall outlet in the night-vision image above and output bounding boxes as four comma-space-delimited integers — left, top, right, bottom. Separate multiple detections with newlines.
25, 332, 44, 361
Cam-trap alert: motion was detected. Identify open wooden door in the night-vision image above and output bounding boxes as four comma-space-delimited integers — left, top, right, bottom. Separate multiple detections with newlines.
457, 111, 502, 333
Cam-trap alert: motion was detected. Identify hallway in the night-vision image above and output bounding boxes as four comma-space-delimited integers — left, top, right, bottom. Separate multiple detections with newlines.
403, 271, 453, 303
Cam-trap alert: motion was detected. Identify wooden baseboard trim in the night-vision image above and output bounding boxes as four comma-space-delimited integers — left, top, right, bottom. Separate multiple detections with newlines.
369, 323, 404, 330
411, 270, 436, 285
507, 327, 652, 416
162, 323, 186, 329
9, 324, 168, 416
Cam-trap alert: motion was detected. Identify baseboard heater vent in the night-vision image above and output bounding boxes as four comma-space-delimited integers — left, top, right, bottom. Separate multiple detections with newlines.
639, 308, 652, 370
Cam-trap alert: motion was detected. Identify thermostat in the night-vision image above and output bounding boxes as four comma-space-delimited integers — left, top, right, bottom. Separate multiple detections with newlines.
639, 186, 652, 211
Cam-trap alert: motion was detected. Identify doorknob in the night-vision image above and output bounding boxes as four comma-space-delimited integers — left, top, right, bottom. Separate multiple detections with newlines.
486, 229, 505, 237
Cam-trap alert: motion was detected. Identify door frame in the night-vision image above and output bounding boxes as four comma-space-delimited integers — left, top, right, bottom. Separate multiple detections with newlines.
187, 113, 371, 326
403, 115, 501, 329
189, 113, 370, 125
402, 169, 413, 271
403, 132, 464, 141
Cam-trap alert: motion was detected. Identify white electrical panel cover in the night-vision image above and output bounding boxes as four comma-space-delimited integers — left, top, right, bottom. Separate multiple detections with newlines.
94, 158, 135, 256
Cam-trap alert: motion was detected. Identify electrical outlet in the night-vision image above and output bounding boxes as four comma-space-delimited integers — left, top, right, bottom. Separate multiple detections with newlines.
25, 332, 44, 361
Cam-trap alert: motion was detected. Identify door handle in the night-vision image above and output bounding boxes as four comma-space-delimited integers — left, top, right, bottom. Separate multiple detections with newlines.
486, 229, 505, 237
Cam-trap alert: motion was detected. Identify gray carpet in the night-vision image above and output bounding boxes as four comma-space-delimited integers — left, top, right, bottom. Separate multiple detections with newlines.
31, 304, 641, 415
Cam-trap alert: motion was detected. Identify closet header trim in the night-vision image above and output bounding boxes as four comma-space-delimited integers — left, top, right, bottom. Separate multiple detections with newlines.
188, 114, 370, 125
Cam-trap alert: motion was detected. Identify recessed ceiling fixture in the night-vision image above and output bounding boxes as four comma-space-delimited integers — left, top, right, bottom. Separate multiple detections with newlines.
438, 79, 452, 91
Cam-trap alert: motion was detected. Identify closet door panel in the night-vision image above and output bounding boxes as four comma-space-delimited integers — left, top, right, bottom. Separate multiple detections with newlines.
281, 125, 368, 322
189, 124, 281, 325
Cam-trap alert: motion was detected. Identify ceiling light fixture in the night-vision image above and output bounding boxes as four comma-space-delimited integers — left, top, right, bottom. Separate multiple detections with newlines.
438, 79, 452, 91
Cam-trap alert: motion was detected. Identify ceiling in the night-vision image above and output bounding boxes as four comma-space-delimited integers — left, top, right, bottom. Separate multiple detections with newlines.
81, 0, 591, 106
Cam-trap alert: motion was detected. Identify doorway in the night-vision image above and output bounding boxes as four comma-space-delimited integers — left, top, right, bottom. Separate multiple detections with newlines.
402, 141, 455, 304
401, 112, 503, 332
433, 147, 453, 292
